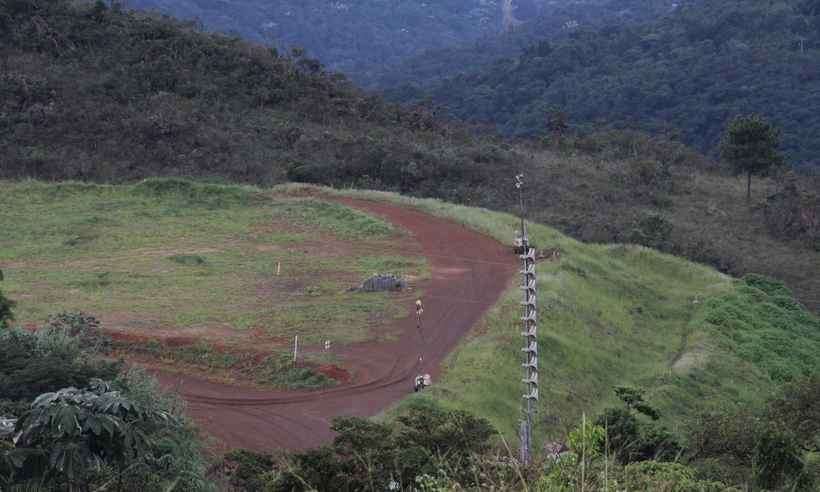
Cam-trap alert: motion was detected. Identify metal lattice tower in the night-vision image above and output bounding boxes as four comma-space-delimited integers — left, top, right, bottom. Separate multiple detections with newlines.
515, 174, 538, 465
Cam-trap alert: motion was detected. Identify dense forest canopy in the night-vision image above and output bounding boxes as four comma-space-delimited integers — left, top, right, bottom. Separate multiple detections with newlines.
125, 0, 548, 83
384, 0, 820, 171
123, 0, 683, 87
372, 0, 686, 88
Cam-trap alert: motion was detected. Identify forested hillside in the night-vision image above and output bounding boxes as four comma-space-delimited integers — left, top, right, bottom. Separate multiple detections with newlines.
123, 0, 681, 87
125, 0, 548, 83
374, 0, 683, 89
386, 0, 820, 171
0, 0, 514, 193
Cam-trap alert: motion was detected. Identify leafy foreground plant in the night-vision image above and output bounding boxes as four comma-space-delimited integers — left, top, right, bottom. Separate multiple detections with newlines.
0, 314, 211, 491
3, 374, 211, 491
10, 379, 166, 488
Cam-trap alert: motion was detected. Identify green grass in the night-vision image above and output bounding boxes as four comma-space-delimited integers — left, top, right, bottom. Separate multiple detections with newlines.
274, 200, 395, 240
0, 179, 422, 349
281, 184, 820, 451
121, 341, 337, 389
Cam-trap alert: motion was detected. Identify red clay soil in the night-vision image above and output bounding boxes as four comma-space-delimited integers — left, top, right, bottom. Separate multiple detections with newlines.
152, 198, 516, 452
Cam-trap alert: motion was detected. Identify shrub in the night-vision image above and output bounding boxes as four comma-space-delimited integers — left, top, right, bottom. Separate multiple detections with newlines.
270, 401, 497, 491
623, 461, 734, 491
0, 270, 14, 330
222, 449, 275, 491
0, 327, 119, 403
595, 387, 680, 465
754, 426, 804, 490
168, 254, 208, 266
764, 172, 820, 244
44, 311, 111, 354
628, 213, 674, 250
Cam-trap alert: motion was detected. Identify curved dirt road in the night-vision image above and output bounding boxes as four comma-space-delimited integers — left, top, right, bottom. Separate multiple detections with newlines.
155, 198, 515, 451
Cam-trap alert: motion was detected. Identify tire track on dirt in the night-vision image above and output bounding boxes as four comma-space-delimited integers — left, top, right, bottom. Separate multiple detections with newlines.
152, 197, 516, 451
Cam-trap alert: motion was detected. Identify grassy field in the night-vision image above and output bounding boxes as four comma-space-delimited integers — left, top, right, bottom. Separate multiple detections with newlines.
0, 179, 427, 385
3, 179, 817, 445
282, 184, 820, 450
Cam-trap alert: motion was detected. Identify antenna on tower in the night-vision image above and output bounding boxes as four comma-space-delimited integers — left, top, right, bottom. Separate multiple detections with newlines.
515, 173, 538, 465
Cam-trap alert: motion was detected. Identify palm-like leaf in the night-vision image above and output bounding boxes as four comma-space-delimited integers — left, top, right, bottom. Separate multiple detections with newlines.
10, 381, 170, 485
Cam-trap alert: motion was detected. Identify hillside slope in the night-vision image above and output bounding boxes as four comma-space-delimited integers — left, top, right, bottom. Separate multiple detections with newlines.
386, 0, 820, 170
292, 186, 820, 489
125, 0, 546, 84
2, 0, 817, 314
374, 0, 682, 89
126, 0, 681, 88
0, 0, 517, 190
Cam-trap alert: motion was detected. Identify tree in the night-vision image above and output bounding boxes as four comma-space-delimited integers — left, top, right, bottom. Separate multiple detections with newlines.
0, 269, 14, 330
720, 115, 785, 201
9, 379, 173, 490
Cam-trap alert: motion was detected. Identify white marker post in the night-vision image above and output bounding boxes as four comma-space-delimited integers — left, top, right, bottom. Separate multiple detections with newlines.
293, 335, 298, 366
277, 262, 281, 276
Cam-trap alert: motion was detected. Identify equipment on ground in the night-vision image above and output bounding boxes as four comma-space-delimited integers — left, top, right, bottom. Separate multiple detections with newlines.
413, 374, 431, 392
355, 274, 407, 292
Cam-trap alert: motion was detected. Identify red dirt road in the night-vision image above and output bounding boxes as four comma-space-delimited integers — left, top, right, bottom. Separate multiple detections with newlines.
154, 198, 515, 451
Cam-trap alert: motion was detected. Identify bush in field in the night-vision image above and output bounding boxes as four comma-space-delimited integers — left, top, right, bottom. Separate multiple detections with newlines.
764, 171, 820, 247
0, 328, 119, 404
0, 270, 14, 330
766, 376, 820, 450
6, 374, 210, 491
628, 213, 673, 250
595, 386, 681, 465
44, 311, 111, 354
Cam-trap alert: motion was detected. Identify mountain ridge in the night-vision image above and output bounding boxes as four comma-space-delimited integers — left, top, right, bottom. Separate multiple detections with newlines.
382, 0, 820, 171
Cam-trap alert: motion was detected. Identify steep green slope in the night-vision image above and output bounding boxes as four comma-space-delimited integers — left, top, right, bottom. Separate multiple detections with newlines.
308, 187, 819, 451
387, 0, 820, 171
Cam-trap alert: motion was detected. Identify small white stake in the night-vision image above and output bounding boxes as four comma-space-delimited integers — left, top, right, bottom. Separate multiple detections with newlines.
276, 262, 281, 276
293, 335, 298, 366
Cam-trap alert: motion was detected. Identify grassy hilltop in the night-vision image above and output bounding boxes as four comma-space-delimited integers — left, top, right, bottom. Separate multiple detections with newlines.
0, 179, 426, 387
304, 186, 819, 441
